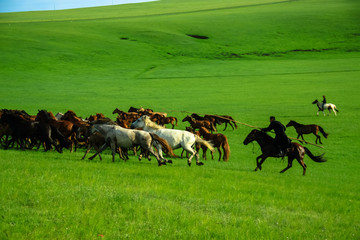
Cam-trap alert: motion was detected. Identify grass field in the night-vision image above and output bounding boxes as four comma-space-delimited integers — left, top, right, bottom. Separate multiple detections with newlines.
0, 0, 360, 239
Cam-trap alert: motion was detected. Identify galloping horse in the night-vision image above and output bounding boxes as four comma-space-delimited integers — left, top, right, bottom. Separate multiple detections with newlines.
182, 115, 216, 132
198, 127, 230, 161
88, 124, 176, 166
286, 120, 328, 144
158, 116, 178, 129
36, 110, 77, 152
131, 115, 215, 166
243, 129, 326, 175
312, 99, 339, 116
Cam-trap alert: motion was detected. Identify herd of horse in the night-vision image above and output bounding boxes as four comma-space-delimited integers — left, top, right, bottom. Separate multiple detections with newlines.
0, 101, 335, 175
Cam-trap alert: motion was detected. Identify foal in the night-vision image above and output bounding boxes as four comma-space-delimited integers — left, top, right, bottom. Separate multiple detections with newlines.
286, 120, 328, 144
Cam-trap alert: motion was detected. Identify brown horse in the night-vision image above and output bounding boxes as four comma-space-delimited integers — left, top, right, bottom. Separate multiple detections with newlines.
158, 116, 178, 129
286, 120, 328, 144
62, 110, 91, 143
243, 129, 326, 175
113, 108, 140, 122
198, 127, 230, 161
36, 110, 77, 152
208, 114, 237, 131
182, 115, 216, 132
87, 113, 105, 122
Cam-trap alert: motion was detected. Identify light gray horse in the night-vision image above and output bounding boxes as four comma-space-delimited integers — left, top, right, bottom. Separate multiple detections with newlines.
131, 115, 215, 166
88, 124, 176, 166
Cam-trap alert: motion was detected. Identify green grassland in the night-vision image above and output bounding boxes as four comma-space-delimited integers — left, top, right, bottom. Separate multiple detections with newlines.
1, 0, 360, 239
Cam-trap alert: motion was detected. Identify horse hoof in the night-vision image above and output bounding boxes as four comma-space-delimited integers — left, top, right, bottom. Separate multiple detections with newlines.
188, 162, 191, 167
196, 162, 204, 166
167, 159, 173, 164
158, 161, 166, 166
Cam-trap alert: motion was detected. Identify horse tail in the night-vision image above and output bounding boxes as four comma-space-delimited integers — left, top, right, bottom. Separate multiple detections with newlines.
304, 147, 326, 162
222, 136, 230, 162
150, 133, 178, 157
50, 125, 69, 149
318, 126, 328, 138
175, 117, 178, 126
195, 135, 215, 153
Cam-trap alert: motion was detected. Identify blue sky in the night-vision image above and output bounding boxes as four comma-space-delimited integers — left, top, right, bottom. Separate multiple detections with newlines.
0, 0, 156, 13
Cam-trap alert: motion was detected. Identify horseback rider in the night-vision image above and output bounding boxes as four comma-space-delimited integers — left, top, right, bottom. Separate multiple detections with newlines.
261, 116, 292, 157
322, 95, 327, 111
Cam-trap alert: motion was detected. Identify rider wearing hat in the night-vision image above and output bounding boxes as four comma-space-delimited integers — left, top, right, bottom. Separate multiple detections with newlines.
261, 116, 292, 157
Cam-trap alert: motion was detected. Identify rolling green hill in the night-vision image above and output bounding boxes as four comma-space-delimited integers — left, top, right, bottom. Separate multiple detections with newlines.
0, 0, 359, 239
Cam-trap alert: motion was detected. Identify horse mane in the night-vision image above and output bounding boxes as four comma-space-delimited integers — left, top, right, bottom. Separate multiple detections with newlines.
289, 120, 304, 127
144, 116, 165, 130
255, 129, 275, 141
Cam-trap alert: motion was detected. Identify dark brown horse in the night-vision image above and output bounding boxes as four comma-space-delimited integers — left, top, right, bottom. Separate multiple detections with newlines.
198, 127, 230, 161
158, 116, 178, 129
0, 110, 63, 152
36, 110, 77, 151
182, 115, 216, 132
286, 120, 328, 144
209, 115, 238, 131
243, 129, 326, 175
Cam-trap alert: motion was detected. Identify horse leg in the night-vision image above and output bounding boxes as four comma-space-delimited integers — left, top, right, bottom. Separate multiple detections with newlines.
88, 143, 107, 160
223, 123, 228, 131
152, 142, 170, 164
217, 147, 222, 161
183, 145, 201, 166
143, 141, 166, 166
332, 107, 337, 116
280, 157, 294, 174
296, 157, 307, 176
257, 156, 268, 171
315, 134, 322, 144
255, 155, 263, 171
150, 146, 166, 166
82, 144, 92, 160
300, 134, 307, 144
202, 146, 207, 160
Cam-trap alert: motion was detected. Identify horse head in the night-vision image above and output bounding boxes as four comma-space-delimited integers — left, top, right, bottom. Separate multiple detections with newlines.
36, 110, 51, 122
286, 120, 296, 128
131, 115, 146, 129
312, 99, 319, 104
182, 115, 190, 122
243, 129, 260, 145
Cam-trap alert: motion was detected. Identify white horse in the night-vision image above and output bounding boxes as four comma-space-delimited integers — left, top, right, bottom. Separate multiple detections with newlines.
131, 115, 215, 166
88, 124, 176, 166
312, 99, 339, 116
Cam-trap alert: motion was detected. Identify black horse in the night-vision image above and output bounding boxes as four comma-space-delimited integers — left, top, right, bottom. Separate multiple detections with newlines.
243, 129, 326, 175
0, 110, 63, 152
